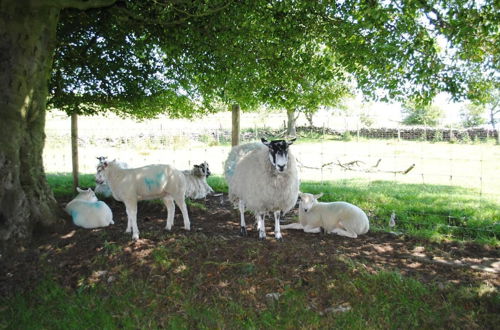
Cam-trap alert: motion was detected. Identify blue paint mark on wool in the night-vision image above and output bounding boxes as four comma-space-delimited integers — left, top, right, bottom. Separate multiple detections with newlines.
144, 172, 166, 191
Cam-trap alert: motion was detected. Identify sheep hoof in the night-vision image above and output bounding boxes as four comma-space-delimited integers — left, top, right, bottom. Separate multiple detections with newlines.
239, 226, 248, 236
258, 236, 266, 241
320, 227, 325, 235
275, 236, 283, 242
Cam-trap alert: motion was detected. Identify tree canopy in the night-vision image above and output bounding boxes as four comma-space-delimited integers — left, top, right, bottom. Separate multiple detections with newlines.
49, 0, 500, 119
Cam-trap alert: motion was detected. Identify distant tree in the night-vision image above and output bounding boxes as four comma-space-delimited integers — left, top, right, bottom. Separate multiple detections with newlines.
402, 99, 443, 126
460, 103, 487, 128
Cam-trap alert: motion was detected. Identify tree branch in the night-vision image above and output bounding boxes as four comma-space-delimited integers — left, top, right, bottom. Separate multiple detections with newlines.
38, 0, 117, 10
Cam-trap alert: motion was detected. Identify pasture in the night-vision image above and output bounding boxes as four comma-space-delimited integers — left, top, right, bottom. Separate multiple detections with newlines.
1, 113, 499, 328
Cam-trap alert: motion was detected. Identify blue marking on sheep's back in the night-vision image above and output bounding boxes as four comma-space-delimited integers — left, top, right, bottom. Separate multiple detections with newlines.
90, 201, 103, 208
144, 172, 166, 191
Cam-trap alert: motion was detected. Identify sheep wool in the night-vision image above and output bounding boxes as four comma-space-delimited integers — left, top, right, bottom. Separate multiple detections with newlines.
228, 144, 299, 215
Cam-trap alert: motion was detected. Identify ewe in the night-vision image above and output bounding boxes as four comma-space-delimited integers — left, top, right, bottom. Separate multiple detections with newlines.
282, 192, 369, 238
225, 138, 299, 240
65, 187, 114, 229
102, 160, 190, 240
182, 161, 214, 199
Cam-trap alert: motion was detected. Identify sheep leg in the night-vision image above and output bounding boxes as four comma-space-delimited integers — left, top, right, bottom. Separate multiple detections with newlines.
330, 227, 358, 238
238, 200, 247, 236
273, 211, 283, 241
173, 195, 191, 231
257, 213, 266, 240
124, 201, 139, 240
162, 196, 176, 231
303, 225, 322, 234
280, 223, 304, 230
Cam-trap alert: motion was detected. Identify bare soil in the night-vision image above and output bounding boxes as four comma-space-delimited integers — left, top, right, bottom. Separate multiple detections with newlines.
1, 194, 498, 300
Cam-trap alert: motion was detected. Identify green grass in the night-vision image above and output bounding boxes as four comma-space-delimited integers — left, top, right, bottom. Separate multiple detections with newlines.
2, 250, 498, 329
300, 179, 500, 245
47, 173, 499, 245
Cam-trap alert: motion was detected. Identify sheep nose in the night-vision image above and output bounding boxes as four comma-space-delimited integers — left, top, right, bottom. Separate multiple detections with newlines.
304, 208, 308, 213
277, 164, 285, 172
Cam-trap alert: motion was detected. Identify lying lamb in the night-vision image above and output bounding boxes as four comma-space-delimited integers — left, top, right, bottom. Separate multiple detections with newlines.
101, 160, 190, 240
225, 138, 299, 240
281, 192, 369, 238
65, 187, 114, 229
182, 161, 214, 199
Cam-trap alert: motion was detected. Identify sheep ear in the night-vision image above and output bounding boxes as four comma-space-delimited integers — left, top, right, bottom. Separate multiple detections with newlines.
261, 138, 270, 146
194, 164, 200, 168
287, 137, 296, 145
76, 187, 83, 193
314, 193, 323, 199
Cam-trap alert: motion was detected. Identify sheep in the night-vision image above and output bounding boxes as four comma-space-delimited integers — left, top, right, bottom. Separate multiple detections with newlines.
182, 161, 214, 199
225, 137, 299, 240
101, 160, 190, 240
281, 192, 369, 238
65, 187, 114, 229
95, 156, 128, 197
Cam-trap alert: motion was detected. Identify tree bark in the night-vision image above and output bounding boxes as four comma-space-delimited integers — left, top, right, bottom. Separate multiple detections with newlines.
0, 1, 63, 255
71, 112, 79, 192
231, 103, 240, 146
286, 108, 297, 137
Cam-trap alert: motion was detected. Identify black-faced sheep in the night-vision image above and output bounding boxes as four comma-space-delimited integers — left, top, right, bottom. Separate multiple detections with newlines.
224, 138, 299, 240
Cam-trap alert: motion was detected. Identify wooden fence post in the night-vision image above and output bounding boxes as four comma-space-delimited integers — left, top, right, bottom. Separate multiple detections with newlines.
231, 103, 240, 146
71, 112, 79, 193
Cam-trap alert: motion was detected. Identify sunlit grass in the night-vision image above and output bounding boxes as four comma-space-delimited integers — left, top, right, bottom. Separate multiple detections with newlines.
47, 173, 499, 245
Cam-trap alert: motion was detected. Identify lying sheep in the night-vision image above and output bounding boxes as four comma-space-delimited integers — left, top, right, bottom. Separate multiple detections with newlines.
182, 161, 214, 199
102, 160, 190, 240
95, 156, 128, 197
225, 138, 299, 240
282, 192, 369, 238
65, 187, 114, 229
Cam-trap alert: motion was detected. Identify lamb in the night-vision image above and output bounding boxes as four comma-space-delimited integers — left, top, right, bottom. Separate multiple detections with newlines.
281, 192, 369, 238
225, 137, 299, 240
182, 161, 214, 199
101, 160, 190, 240
65, 187, 114, 229
95, 156, 128, 197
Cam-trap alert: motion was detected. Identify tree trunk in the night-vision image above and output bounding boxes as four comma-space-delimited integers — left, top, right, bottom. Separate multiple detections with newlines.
0, 1, 63, 255
231, 103, 240, 146
286, 108, 297, 137
71, 112, 79, 192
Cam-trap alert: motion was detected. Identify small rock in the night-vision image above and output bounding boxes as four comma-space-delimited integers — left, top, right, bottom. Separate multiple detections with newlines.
265, 292, 281, 301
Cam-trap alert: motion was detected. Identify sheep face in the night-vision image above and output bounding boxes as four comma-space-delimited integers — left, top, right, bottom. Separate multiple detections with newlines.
74, 187, 98, 202
261, 137, 296, 173
299, 192, 323, 213
95, 164, 106, 185
193, 162, 211, 177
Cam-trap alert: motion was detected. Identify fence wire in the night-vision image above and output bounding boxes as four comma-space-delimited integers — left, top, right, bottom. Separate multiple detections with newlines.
43, 123, 500, 239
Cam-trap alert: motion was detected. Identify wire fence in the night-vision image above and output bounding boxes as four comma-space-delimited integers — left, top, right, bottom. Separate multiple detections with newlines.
43, 120, 500, 240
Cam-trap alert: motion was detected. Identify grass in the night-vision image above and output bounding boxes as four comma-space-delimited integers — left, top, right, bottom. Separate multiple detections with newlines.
2, 235, 498, 329
47, 173, 499, 245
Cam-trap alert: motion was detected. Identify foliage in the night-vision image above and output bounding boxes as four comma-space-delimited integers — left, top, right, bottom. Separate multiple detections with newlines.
402, 98, 443, 126
460, 102, 487, 128
48, 0, 500, 119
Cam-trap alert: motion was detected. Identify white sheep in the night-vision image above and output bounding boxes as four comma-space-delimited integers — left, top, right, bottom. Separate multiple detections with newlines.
95, 156, 128, 197
102, 160, 190, 240
225, 138, 299, 240
182, 161, 214, 199
281, 192, 369, 238
65, 187, 114, 229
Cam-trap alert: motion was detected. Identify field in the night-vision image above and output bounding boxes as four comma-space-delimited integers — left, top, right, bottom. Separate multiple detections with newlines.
1, 113, 498, 328
1, 183, 499, 328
